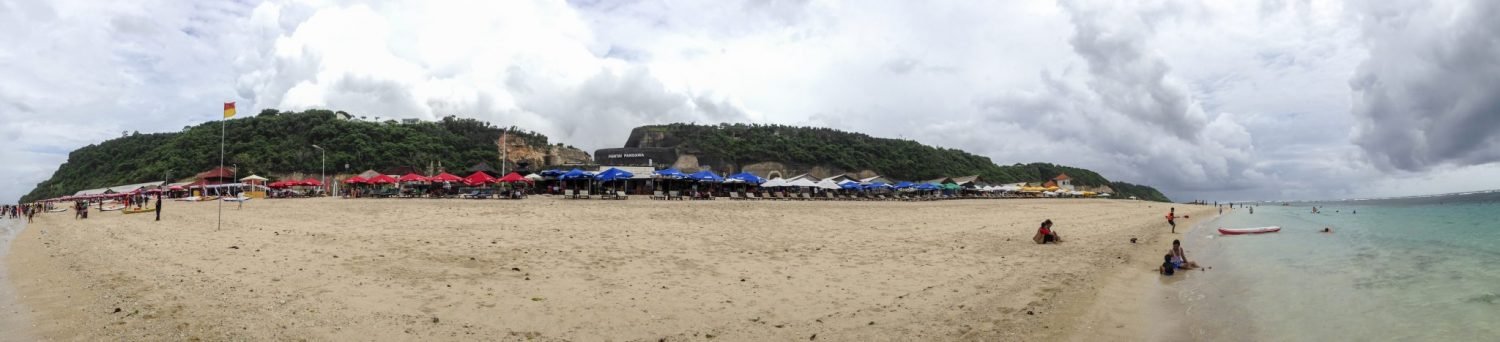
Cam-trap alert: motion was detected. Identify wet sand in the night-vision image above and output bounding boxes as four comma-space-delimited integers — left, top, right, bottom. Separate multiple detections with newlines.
5, 197, 1213, 341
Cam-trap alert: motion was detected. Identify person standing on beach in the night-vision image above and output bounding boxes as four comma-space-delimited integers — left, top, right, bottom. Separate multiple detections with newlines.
1166, 207, 1177, 233
155, 190, 163, 221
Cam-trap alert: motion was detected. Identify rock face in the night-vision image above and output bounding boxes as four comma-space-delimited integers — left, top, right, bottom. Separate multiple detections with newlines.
500, 135, 591, 168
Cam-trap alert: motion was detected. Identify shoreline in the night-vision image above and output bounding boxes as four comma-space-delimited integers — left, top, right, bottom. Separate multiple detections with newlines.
6, 198, 1216, 340
1057, 207, 1222, 342
0, 219, 36, 341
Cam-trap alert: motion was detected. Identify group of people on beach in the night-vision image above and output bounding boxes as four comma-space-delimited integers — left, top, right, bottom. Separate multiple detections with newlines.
1160, 240, 1200, 276
1, 203, 38, 223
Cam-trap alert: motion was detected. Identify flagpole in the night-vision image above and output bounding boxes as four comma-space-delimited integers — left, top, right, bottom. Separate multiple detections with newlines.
218, 110, 225, 231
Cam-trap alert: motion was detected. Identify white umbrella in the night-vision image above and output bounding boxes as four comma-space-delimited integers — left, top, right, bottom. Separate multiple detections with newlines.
524, 173, 544, 181
762, 178, 787, 187
786, 178, 817, 188
815, 179, 840, 190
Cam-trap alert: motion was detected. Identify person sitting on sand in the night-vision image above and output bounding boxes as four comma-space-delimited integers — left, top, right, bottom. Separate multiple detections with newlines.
1160, 254, 1175, 276
1170, 240, 1200, 269
1034, 219, 1061, 244
1321, 227, 1332, 233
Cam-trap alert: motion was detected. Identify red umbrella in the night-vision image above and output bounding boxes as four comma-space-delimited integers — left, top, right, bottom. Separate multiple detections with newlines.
302, 177, 323, 186
463, 172, 496, 185
367, 174, 398, 184
397, 173, 429, 183
343, 176, 367, 184
429, 172, 462, 183
497, 172, 529, 183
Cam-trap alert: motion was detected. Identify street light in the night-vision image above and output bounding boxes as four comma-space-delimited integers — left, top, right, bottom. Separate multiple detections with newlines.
311, 144, 326, 196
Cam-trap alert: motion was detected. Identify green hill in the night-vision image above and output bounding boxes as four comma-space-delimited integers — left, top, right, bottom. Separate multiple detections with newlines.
630, 123, 1171, 201
21, 109, 558, 202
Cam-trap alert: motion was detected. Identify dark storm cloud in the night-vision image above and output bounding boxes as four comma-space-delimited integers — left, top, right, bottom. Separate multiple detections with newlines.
1349, 0, 1500, 171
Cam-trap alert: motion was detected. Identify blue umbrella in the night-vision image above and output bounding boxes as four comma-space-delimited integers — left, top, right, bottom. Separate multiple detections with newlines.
915, 183, 940, 190
839, 182, 863, 190
893, 181, 915, 189
594, 168, 634, 182
727, 172, 764, 184
539, 169, 565, 177
864, 182, 892, 190
652, 168, 685, 179
687, 170, 724, 182
559, 168, 594, 180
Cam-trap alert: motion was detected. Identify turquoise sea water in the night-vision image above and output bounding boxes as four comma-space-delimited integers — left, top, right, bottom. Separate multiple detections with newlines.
1176, 192, 1500, 341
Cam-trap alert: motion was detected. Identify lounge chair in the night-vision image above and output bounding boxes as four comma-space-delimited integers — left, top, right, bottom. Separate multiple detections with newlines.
729, 192, 741, 200
615, 191, 628, 200
668, 190, 680, 200
564, 189, 575, 199
653, 190, 665, 200
580, 190, 591, 199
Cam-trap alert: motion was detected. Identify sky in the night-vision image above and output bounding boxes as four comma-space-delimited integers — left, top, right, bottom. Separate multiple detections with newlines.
2, 0, 1499, 203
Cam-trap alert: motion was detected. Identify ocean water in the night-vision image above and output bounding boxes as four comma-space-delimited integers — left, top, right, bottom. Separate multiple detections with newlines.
0, 217, 33, 338
1176, 192, 1500, 341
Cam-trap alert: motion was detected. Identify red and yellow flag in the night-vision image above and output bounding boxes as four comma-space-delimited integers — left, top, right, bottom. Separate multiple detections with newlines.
223, 102, 236, 118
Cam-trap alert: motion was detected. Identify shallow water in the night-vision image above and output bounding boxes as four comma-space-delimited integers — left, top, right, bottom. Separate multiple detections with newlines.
1178, 193, 1500, 341
0, 218, 34, 340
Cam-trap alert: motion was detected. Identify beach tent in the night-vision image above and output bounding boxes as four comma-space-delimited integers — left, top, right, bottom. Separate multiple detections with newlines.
761, 178, 787, 187
429, 172, 462, 183
498, 172, 529, 183
398, 173, 429, 183
687, 170, 724, 183
464, 171, 497, 185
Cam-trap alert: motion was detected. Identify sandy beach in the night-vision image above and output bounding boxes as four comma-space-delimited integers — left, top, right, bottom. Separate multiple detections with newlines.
5, 198, 1213, 341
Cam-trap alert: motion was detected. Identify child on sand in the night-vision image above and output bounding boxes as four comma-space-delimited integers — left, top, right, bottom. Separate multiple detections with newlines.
1166, 208, 1177, 233
1034, 219, 1061, 244
1170, 240, 1200, 269
1160, 254, 1175, 276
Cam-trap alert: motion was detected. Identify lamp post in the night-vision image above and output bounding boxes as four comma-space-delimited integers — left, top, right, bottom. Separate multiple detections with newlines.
311, 144, 326, 196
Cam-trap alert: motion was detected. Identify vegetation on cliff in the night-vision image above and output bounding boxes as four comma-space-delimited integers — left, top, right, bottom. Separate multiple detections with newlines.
22, 109, 555, 202
633, 123, 1172, 201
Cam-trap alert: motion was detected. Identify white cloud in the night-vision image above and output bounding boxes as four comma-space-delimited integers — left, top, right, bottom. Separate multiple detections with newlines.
1, 0, 1497, 203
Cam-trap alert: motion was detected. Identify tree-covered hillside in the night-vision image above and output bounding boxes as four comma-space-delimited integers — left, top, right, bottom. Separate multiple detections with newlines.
22, 109, 555, 202
635, 123, 1172, 201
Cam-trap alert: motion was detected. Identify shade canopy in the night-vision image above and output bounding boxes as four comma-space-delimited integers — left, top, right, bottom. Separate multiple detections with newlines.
726, 172, 765, 184
538, 169, 565, 177
498, 172, 529, 183
464, 171, 497, 185
815, 179, 840, 190
398, 173, 430, 183
652, 168, 686, 179
343, 176, 367, 184
761, 178, 786, 187
915, 183, 940, 190
942, 183, 961, 190
559, 168, 595, 180
839, 181, 862, 190
301, 178, 323, 186
785, 178, 817, 187
240, 174, 268, 182
594, 168, 635, 182
523, 173, 544, 181
429, 172, 463, 183
687, 170, 723, 182
864, 182, 892, 190
367, 174, 398, 184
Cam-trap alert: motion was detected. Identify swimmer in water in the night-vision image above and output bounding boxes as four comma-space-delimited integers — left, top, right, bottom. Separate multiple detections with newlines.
1322, 227, 1332, 233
